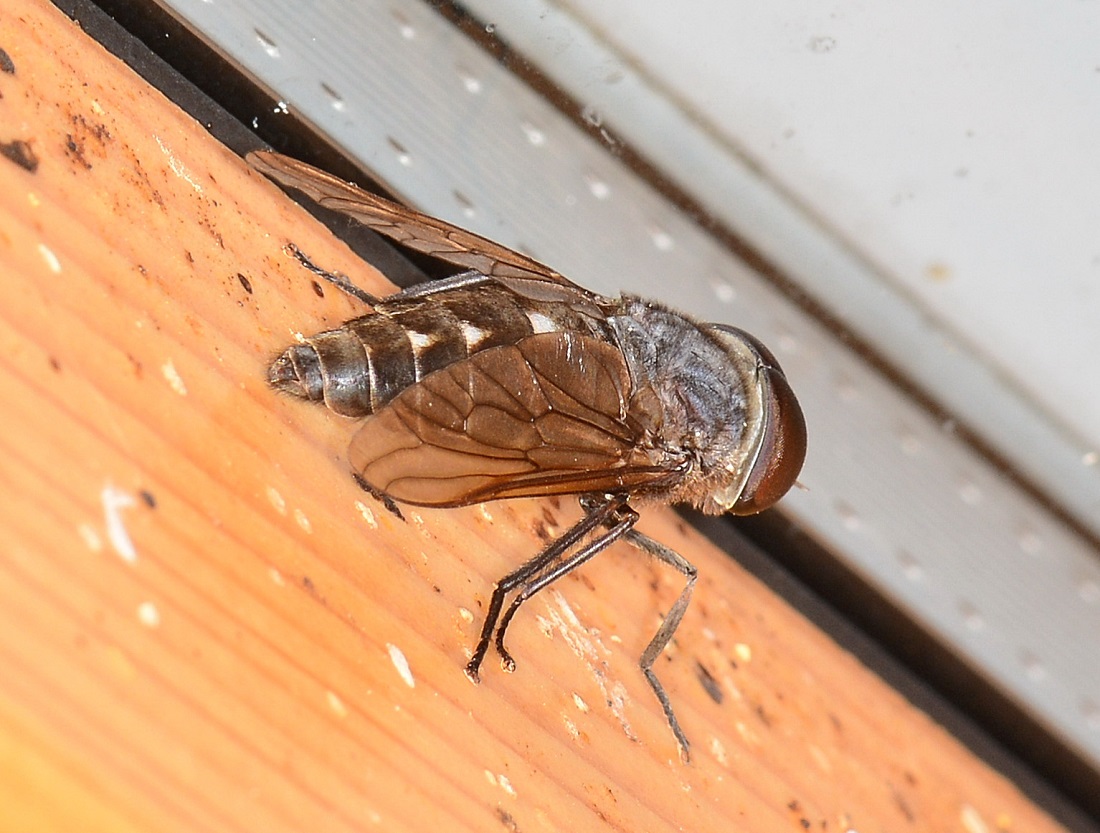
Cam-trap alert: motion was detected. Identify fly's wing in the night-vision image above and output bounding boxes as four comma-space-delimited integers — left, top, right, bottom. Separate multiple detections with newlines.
348, 331, 684, 506
248, 150, 577, 287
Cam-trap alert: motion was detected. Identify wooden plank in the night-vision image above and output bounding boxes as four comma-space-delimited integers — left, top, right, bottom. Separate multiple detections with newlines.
0, 2, 1068, 831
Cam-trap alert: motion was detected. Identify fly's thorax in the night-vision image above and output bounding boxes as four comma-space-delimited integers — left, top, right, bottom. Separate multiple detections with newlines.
609, 299, 757, 486
270, 279, 614, 419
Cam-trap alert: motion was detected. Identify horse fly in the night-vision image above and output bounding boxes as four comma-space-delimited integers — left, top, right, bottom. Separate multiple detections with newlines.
249, 150, 807, 760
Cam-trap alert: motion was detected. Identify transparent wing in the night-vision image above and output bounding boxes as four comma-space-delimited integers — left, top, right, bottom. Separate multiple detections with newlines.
248, 150, 578, 287
347, 331, 684, 506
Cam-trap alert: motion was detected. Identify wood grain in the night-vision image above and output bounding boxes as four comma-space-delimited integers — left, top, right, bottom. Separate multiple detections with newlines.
0, 2, 1066, 831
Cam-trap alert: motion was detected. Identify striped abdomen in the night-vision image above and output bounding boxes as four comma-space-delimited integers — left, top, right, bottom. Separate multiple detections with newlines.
269, 281, 613, 417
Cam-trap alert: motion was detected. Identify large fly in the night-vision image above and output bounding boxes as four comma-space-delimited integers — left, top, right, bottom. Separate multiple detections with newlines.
248, 150, 807, 760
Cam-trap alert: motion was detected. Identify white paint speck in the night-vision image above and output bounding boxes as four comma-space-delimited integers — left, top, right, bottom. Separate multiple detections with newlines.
735, 720, 760, 746
572, 692, 589, 713
354, 501, 377, 529
269, 567, 286, 586
562, 715, 579, 740
544, 591, 636, 741
161, 360, 187, 396
460, 71, 482, 94
960, 804, 989, 833
478, 504, 493, 523
137, 601, 160, 627
520, 121, 546, 146
37, 243, 61, 274
809, 744, 832, 773
77, 523, 103, 552
293, 507, 312, 533
733, 642, 752, 664
496, 773, 516, 797
326, 690, 348, 717
585, 174, 611, 200
710, 278, 736, 304
458, 607, 474, 624
101, 484, 138, 563
387, 643, 415, 688
649, 226, 674, 251
154, 136, 203, 193
709, 736, 729, 766
957, 477, 982, 505
266, 486, 286, 515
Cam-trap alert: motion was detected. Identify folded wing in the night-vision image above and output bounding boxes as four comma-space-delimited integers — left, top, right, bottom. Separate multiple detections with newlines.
248, 150, 576, 286
348, 331, 681, 506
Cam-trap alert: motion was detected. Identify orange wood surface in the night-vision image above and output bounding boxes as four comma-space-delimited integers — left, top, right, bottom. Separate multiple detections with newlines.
0, 2, 1067, 831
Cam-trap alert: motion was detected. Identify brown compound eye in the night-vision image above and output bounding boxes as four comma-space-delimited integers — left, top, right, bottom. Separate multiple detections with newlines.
731, 362, 807, 516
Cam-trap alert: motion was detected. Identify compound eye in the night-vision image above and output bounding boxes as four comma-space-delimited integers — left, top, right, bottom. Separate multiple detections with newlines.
731, 365, 806, 515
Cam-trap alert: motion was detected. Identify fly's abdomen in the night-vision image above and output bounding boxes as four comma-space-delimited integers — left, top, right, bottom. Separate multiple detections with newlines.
268, 322, 383, 417
269, 283, 601, 418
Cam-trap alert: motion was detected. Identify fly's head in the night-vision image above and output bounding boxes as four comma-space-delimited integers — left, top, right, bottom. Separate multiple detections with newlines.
695, 325, 806, 516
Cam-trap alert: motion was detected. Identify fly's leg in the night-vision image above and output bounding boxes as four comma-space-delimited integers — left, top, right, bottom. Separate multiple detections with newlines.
622, 527, 697, 762
464, 494, 629, 683
286, 243, 381, 306
578, 496, 697, 760
467, 494, 697, 762
490, 498, 638, 670
288, 243, 494, 306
